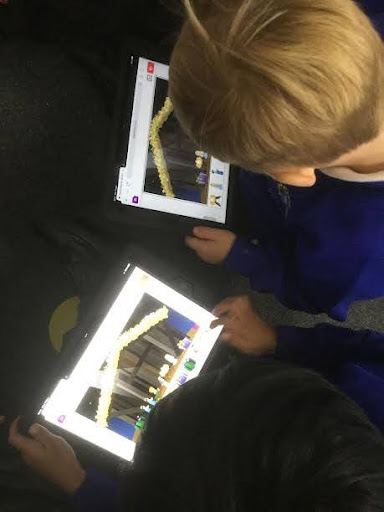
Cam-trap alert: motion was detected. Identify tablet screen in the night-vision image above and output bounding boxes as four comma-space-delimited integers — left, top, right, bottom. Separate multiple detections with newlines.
116, 57, 230, 224
40, 266, 222, 461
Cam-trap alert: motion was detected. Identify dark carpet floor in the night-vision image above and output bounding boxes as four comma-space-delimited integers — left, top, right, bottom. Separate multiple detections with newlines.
0, 2, 383, 509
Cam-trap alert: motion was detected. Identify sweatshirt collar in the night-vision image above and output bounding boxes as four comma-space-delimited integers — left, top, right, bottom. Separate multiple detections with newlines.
320, 167, 384, 183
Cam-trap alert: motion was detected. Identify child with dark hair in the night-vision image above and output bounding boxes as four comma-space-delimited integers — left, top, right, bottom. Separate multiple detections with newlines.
7, 335, 384, 512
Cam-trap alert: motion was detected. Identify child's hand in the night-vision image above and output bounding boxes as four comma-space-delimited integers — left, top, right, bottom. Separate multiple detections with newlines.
211, 295, 277, 355
185, 227, 236, 264
8, 418, 85, 495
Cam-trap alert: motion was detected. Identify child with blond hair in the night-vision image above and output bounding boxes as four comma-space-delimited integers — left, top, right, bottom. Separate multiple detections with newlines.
170, 0, 384, 320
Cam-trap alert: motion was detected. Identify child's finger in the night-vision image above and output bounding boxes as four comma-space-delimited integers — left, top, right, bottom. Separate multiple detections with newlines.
185, 236, 211, 254
210, 317, 226, 329
212, 297, 238, 317
0, 416, 5, 425
211, 314, 237, 331
220, 330, 234, 343
192, 226, 223, 240
29, 424, 56, 448
8, 417, 36, 452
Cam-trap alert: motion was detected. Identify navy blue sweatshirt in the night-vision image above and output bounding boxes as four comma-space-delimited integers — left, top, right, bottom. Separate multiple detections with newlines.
226, 171, 384, 320
276, 325, 384, 432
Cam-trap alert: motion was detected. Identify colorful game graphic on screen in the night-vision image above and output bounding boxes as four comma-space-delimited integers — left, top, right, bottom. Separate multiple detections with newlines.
75, 293, 200, 441
144, 78, 215, 206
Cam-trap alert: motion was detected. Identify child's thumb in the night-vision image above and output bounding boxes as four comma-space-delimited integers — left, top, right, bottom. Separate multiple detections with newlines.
29, 424, 55, 447
8, 417, 34, 452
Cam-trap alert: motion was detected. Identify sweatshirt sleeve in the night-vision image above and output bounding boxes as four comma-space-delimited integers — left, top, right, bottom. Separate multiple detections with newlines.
225, 237, 286, 295
225, 237, 323, 315
224, 222, 384, 321
70, 469, 119, 512
275, 324, 384, 376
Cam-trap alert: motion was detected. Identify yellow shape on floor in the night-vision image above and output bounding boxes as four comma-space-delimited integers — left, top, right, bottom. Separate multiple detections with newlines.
49, 296, 80, 353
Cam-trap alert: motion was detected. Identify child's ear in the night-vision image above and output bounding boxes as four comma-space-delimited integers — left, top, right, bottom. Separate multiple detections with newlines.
272, 167, 317, 187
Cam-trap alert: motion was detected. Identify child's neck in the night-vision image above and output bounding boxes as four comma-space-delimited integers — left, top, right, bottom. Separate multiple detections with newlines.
328, 128, 384, 174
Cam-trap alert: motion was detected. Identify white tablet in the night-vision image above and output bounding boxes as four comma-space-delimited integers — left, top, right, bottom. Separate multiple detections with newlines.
114, 56, 232, 225
39, 265, 222, 461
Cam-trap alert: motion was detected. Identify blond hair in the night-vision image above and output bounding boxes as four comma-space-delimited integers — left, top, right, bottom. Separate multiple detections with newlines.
169, 0, 384, 171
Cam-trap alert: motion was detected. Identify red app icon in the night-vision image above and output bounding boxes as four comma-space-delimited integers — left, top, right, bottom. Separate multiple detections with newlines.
147, 62, 155, 74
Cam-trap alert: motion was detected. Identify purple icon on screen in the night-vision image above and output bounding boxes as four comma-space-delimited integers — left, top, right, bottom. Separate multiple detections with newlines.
178, 374, 188, 385
57, 415, 66, 424
178, 338, 191, 350
132, 196, 139, 204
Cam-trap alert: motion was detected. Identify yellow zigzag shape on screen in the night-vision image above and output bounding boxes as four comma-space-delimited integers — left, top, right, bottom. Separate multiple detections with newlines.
95, 306, 170, 427
149, 97, 175, 198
